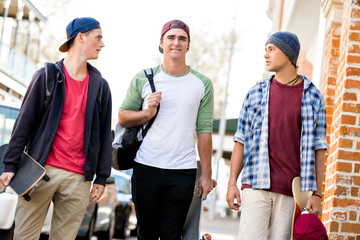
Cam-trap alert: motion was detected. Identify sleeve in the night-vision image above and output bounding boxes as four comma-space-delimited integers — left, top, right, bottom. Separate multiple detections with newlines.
314, 92, 328, 150
233, 91, 251, 144
94, 79, 112, 186
119, 71, 147, 111
3, 68, 47, 172
196, 78, 214, 133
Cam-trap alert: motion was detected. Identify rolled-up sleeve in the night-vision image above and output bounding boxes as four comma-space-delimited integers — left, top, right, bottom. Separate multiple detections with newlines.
314, 95, 328, 150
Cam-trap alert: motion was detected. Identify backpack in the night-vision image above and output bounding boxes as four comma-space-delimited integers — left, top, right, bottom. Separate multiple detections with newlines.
112, 68, 159, 170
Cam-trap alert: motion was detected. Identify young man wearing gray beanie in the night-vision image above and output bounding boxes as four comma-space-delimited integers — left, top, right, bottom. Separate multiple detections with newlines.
226, 31, 328, 239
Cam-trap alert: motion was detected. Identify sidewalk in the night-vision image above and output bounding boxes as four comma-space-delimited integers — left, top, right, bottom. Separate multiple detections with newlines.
200, 211, 239, 240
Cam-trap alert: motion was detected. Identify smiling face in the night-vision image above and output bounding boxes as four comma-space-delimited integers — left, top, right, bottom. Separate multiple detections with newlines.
264, 43, 292, 73
81, 28, 105, 60
159, 28, 189, 61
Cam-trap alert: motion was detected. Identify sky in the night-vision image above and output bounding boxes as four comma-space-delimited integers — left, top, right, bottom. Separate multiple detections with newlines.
36, 0, 272, 120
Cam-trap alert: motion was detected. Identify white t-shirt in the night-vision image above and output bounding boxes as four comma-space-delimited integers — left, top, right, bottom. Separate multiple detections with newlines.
120, 65, 213, 169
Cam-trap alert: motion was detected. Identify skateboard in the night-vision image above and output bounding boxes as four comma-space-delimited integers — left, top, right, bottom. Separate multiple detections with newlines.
291, 176, 311, 240
183, 161, 216, 240
0, 144, 50, 201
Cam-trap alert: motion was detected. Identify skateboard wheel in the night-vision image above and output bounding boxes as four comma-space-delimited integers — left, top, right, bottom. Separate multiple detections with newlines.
23, 194, 31, 201
43, 174, 50, 182
212, 179, 217, 188
202, 233, 211, 240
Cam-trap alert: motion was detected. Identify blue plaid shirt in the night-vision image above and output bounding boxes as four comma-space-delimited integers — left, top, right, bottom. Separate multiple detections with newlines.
234, 75, 328, 192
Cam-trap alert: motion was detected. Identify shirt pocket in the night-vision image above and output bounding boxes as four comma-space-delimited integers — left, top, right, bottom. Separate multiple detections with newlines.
247, 105, 262, 130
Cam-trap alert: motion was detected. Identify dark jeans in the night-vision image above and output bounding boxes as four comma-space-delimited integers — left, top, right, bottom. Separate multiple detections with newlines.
132, 162, 196, 240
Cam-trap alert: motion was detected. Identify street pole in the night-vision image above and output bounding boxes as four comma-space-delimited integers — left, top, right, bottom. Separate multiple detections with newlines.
209, 16, 237, 220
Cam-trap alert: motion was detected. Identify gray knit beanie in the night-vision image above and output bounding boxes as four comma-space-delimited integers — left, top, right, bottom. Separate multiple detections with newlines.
265, 31, 300, 66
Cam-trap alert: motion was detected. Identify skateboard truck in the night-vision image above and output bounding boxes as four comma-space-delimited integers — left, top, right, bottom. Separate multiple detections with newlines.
23, 174, 50, 201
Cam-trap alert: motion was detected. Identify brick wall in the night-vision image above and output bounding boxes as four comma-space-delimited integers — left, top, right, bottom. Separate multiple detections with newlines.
321, 24, 341, 234
297, 50, 314, 81
321, 0, 360, 239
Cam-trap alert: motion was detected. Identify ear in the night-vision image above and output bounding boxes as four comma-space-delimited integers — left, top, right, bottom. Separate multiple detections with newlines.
77, 33, 85, 43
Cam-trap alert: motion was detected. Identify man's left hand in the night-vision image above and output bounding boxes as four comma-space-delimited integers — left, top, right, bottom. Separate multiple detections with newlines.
90, 184, 105, 202
197, 175, 213, 200
305, 195, 322, 215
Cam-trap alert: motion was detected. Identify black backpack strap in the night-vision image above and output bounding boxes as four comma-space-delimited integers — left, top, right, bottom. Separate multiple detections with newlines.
97, 79, 103, 113
142, 68, 159, 138
44, 62, 57, 114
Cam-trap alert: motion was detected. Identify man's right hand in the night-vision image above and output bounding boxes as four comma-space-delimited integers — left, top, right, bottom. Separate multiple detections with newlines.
146, 91, 161, 118
0, 172, 15, 187
226, 185, 241, 211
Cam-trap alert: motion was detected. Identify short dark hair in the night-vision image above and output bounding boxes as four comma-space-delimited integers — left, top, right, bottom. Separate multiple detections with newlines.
67, 30, 92, 51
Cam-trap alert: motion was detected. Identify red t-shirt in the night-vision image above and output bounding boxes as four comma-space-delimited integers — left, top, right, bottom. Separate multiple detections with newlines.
242, 78, 303, 195
46, 64, 89, 175
268, 78, 303, 196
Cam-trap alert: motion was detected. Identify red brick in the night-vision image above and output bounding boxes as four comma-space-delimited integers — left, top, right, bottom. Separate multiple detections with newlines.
348, 44, 360, 54
345, 79, 360, 89
341, 114, 357, 125
347, 55, 360, 64
354, 176, 360, 185
356, 164, 360, 173
349, 32, 360, 41
346, 67, 360, 76
351, 21, 360, 30
336, 174, 353, 185
328, 233, 345, 240
351, 8, 360, 18
338, 138, 354, 149
339, 126, 360, 137
337, 161, 353, 172
349, 211, 357, 221
351, 187, 359, 197
330, 221, 339, 232
343, 92, 358, 101
335, 185, 349, 196
357, 142, 360, 150
342, 103, 360, 114
341, 222, 360, 233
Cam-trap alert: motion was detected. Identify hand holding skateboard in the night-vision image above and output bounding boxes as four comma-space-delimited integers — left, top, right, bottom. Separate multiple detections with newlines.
0, 144, 50, 201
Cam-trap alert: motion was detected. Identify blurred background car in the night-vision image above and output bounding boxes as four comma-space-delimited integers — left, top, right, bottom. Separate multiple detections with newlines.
111, 169, 137, 239
0, 101, 20, 240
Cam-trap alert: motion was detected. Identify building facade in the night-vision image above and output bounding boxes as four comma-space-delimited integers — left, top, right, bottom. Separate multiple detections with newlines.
267, 0, 360, 239
0, 0, 46, 103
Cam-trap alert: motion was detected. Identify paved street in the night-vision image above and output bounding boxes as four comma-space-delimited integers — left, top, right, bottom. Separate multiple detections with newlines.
200, 212, 239, 240
92, 211, 239, 240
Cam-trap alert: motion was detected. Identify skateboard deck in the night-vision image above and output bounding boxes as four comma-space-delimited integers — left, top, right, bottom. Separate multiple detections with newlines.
183, 161, 215, 240
291, 176, 311, 240
0, 144, 50, 201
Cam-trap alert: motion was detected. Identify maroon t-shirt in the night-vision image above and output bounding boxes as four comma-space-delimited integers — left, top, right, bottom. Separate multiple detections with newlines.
268, 78, 303, 196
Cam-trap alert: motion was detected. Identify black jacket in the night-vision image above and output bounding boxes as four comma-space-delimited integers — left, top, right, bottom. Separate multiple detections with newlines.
3, 59, 112, 186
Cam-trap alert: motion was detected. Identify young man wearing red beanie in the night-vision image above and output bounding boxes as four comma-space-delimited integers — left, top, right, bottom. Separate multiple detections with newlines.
118, 20, 214, 239
226, 31, 328, 240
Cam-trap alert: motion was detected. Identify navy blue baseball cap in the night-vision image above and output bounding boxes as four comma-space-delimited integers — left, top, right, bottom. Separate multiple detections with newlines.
59, 17, 101, 52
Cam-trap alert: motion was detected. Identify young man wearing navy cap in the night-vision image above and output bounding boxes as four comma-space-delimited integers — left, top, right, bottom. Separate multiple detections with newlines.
0, 17, 112, 239
226, 31, 328, 239
118, 19, 214, 239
